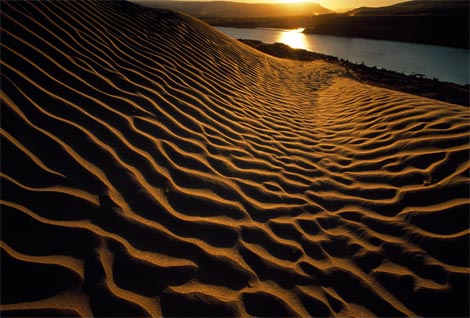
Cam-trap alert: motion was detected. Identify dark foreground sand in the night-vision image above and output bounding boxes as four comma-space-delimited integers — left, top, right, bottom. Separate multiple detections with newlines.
1, 1, 469, 317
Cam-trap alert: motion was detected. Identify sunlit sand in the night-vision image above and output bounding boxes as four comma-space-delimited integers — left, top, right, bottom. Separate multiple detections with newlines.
1, 1, 469, 317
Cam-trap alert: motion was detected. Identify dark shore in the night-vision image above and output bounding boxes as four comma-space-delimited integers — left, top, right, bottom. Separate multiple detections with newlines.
303, 15, 469, 49
201, 16, 312, 29
239, 39, 470, 106
303, 1, 469, 49
196, 1, 469, 49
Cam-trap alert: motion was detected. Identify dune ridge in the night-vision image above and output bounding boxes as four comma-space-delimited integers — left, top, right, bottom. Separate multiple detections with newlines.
1, 1, 469, 317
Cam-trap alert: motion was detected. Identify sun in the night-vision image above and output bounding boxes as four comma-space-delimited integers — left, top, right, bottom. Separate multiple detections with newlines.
279, 0, 311, 3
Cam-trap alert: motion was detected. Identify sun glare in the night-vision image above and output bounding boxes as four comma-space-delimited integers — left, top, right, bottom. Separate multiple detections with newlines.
276, 28, 309, 50
279, 0, 308, 3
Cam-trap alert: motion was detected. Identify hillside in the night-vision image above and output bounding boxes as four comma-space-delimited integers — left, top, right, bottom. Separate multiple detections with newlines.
1, 1, 469, 317
348, 0, 469, 16
132, 0, 333, 17
304, 0, 469, 48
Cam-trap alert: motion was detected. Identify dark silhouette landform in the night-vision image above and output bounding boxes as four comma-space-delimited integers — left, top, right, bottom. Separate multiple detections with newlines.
133, 0, 333, 29
303, 0, 469, 48
1, 1, 469, 317
133, 1, 332, 17
146, 0, 470, 48
200, 16, 313, 29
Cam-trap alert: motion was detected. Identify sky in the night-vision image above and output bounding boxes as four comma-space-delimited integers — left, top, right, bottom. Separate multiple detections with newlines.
301, 0, 404, 11
161, 0, 406, 11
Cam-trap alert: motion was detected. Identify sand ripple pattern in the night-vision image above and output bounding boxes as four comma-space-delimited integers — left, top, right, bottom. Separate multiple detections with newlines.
1, 1, 469, 317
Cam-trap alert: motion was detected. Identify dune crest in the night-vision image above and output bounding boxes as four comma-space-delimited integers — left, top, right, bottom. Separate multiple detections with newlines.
1, 1, 469, 317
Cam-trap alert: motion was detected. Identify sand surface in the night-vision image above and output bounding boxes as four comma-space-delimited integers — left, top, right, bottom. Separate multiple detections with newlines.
1, 1, 469, 317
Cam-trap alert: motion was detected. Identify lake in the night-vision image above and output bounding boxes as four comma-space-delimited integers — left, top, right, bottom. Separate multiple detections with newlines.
216, 27, 469, 85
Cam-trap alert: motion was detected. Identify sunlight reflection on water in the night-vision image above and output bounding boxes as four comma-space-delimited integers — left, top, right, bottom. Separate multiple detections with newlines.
275, 28, 309, 50
216, 26, 469, 84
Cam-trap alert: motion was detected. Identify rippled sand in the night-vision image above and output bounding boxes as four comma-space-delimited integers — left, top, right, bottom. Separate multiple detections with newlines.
1, 1, 469, 317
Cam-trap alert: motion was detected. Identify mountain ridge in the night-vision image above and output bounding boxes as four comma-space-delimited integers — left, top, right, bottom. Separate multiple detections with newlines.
132, 0, 333, 17
304, 0, 469, 48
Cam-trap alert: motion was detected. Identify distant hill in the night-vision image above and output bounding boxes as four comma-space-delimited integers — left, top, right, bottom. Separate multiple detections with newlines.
132, 1, 333, 17
347, 0, 469, 16
304, 0, 469, 48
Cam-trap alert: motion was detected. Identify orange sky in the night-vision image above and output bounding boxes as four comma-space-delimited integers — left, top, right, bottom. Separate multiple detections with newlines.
167, 0, 405, 11
296, 0, 404, 11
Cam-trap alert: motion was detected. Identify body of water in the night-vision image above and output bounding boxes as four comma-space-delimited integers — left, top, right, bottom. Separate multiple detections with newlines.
216, 27, 469, 85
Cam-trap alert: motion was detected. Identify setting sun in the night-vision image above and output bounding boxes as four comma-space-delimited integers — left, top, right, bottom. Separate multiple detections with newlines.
278, 0, 310, 3
273, 0, 404, 10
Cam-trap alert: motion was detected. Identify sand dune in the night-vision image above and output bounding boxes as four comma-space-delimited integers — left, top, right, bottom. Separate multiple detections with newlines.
1, 1, 469, 317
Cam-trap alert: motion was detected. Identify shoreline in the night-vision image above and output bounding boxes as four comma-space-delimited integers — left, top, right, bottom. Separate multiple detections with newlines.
201, 16, 312, 30
239, 39, 469, 106
202, 15, 468, 49
303, 15, 469, 50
